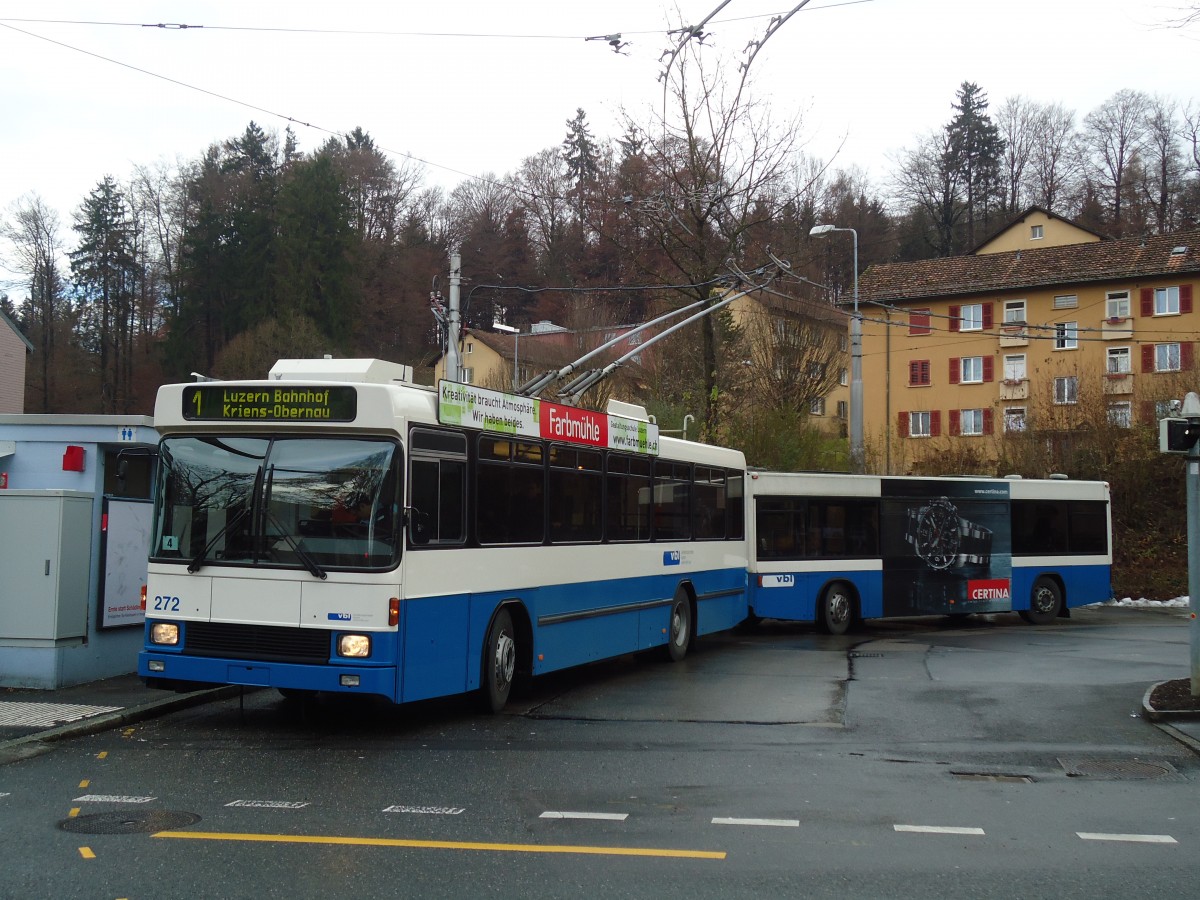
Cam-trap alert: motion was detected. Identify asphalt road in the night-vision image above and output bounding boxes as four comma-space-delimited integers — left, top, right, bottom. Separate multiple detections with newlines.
0, 605, 1195, 899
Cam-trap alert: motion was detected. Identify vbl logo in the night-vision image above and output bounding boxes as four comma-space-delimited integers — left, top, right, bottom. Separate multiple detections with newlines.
663, 551, 681, 566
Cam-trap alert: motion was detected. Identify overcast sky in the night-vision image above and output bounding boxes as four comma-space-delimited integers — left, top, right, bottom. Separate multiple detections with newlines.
0, 0, 1196, 281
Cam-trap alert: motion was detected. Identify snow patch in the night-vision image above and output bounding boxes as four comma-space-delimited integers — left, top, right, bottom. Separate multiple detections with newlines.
1082, 597, 1191, 609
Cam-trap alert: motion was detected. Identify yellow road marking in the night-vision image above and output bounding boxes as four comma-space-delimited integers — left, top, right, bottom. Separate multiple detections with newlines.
78, 780, 89, 788
154, 830, 725, 860
97, 751, 109, 758
68, 808, 80, 818
78, 847, 95, 859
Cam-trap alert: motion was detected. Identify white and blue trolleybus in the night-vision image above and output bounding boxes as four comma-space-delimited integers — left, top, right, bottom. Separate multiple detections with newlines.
746, 471, 1112, 633
139, 359, 748, 710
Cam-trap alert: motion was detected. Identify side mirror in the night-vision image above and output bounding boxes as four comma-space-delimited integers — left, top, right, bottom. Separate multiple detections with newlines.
406, 507, 431, 546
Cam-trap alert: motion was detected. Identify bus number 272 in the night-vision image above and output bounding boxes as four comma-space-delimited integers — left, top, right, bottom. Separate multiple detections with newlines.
153, 595, 181, 612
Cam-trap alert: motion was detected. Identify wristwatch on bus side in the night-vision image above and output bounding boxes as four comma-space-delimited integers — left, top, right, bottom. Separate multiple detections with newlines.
904, 497, 993, 570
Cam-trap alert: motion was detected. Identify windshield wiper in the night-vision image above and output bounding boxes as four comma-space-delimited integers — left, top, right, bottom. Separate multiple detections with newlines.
188, 464, 263, 573
262, 507, 328, 580
188, 507, 251, 573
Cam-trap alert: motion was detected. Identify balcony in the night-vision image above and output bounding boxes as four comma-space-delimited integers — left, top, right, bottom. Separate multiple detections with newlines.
1101, 317, 1133, 340
1103, 372, 1134, 395
999, 323, 1029, 347
1000, 378, 1030, 401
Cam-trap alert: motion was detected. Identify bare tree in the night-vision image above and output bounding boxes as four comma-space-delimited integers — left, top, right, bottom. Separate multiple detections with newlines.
0, 195, 66, 411
1026, 102, 1082, 213
891, 129, 964, 256
614, 43, 806, 438
1083, 89, 1151, 234
996, 95, 1040, 213
1139, 95, 1185, 232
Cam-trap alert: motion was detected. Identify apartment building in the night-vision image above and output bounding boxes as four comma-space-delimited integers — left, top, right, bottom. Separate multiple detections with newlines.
0, 309, 33, 414
857, 208, 1200, 472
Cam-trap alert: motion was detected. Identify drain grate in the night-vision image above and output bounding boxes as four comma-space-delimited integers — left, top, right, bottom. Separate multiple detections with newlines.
58, 810, 200, 835
953, 772, 1034, 783
1058, 757, 1177, 780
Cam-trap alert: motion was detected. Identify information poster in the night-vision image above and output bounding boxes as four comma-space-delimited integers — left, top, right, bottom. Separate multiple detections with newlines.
437, 381, 659, 455
100, 498, 153, 628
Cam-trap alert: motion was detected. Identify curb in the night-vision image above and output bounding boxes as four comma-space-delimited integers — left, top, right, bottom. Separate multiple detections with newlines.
0, 685, 245, 757
1142, 681, 1200, 757
1140, 681, 1200, 723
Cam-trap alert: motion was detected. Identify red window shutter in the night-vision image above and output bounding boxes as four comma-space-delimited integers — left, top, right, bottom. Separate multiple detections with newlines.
982, 303, 994, 329
898, 411, 910, 436
949, 358, 960, 384
1140, 287, 1154, 317
930, 410, 941, 437
1142, 344, 1155, 373
1140, 401, 1156, 425
1182, 284, 1194, 314
949, 305, 961, 332
983, 408, 994, 434
948, 410, 961, 436
1183, 342, 1194, 371
909, 309, 931, 335
982, 356, 995, 382
922, 360, 931, 384
909, 361, 919, 385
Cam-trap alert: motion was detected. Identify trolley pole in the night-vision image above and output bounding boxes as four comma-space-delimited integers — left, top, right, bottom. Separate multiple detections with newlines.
446, 251, 463, 383
1158, 391, 1200, 696
1188, 407, 1200, 698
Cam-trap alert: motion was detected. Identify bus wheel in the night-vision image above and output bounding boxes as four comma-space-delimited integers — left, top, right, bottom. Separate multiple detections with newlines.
818, 583, 854, 636
481, 608, 517, 713
664, 594, 692, 662
1020, 577, 1062, 625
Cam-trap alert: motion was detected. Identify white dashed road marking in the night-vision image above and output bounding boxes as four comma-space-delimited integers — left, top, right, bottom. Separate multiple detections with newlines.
712, 818, 800, 828
540, 811, 629, 821
894, 825, 986, 836
74, 795, 156, 803
225, 800, 310, 809
1077, 832, 1177, 844
0, 702, 121, 727
383, 806, 466, 815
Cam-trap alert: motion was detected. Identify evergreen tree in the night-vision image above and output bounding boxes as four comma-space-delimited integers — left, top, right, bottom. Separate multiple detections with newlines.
947, 82, 1005, 247
70, 176, 142, 412
274, 152, 358, 345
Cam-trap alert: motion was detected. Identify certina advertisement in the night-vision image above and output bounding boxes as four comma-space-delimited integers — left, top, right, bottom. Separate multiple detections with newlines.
880, 479, 1012, 617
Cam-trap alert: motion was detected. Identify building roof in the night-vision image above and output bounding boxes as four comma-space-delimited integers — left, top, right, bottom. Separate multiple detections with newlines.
0, 308, 35, 353
860, 228, 1200, 305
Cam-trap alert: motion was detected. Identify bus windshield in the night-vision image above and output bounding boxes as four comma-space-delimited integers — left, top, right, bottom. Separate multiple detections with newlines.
153, 435, 402, 572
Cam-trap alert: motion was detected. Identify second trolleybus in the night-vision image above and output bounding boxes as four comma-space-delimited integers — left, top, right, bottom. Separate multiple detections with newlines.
746, 470, 1112, 634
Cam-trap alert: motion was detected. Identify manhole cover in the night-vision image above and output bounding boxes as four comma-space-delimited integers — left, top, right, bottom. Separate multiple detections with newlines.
1057, 758, 1177, 779
58, 810, 200, 834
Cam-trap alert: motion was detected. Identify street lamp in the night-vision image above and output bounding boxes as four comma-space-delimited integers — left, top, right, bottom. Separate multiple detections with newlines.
810, 223, 863, 473
492, 321, 520, 391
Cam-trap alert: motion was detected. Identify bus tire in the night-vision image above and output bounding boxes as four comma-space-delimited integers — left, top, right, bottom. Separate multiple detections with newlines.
818, 582, 855, 636
664, 593, 692, 662
481, 607, 517, 713
1020, 577, 1062, 625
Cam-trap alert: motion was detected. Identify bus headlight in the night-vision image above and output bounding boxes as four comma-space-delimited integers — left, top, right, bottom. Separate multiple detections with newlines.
338, 634, 371, 658
150, 622, 180, 645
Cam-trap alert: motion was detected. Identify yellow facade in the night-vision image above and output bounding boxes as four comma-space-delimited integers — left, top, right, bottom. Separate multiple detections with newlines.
859, 221, 1200, 474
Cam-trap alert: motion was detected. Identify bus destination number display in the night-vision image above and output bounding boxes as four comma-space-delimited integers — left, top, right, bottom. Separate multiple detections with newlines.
183, 385, 358, 422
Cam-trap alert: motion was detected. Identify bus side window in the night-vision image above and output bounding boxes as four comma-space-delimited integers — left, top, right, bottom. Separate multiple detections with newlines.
409, 428, 468, 547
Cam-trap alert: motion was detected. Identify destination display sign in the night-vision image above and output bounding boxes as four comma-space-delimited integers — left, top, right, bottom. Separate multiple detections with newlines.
437, 381, 659, 455
182, 385, 358, 422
